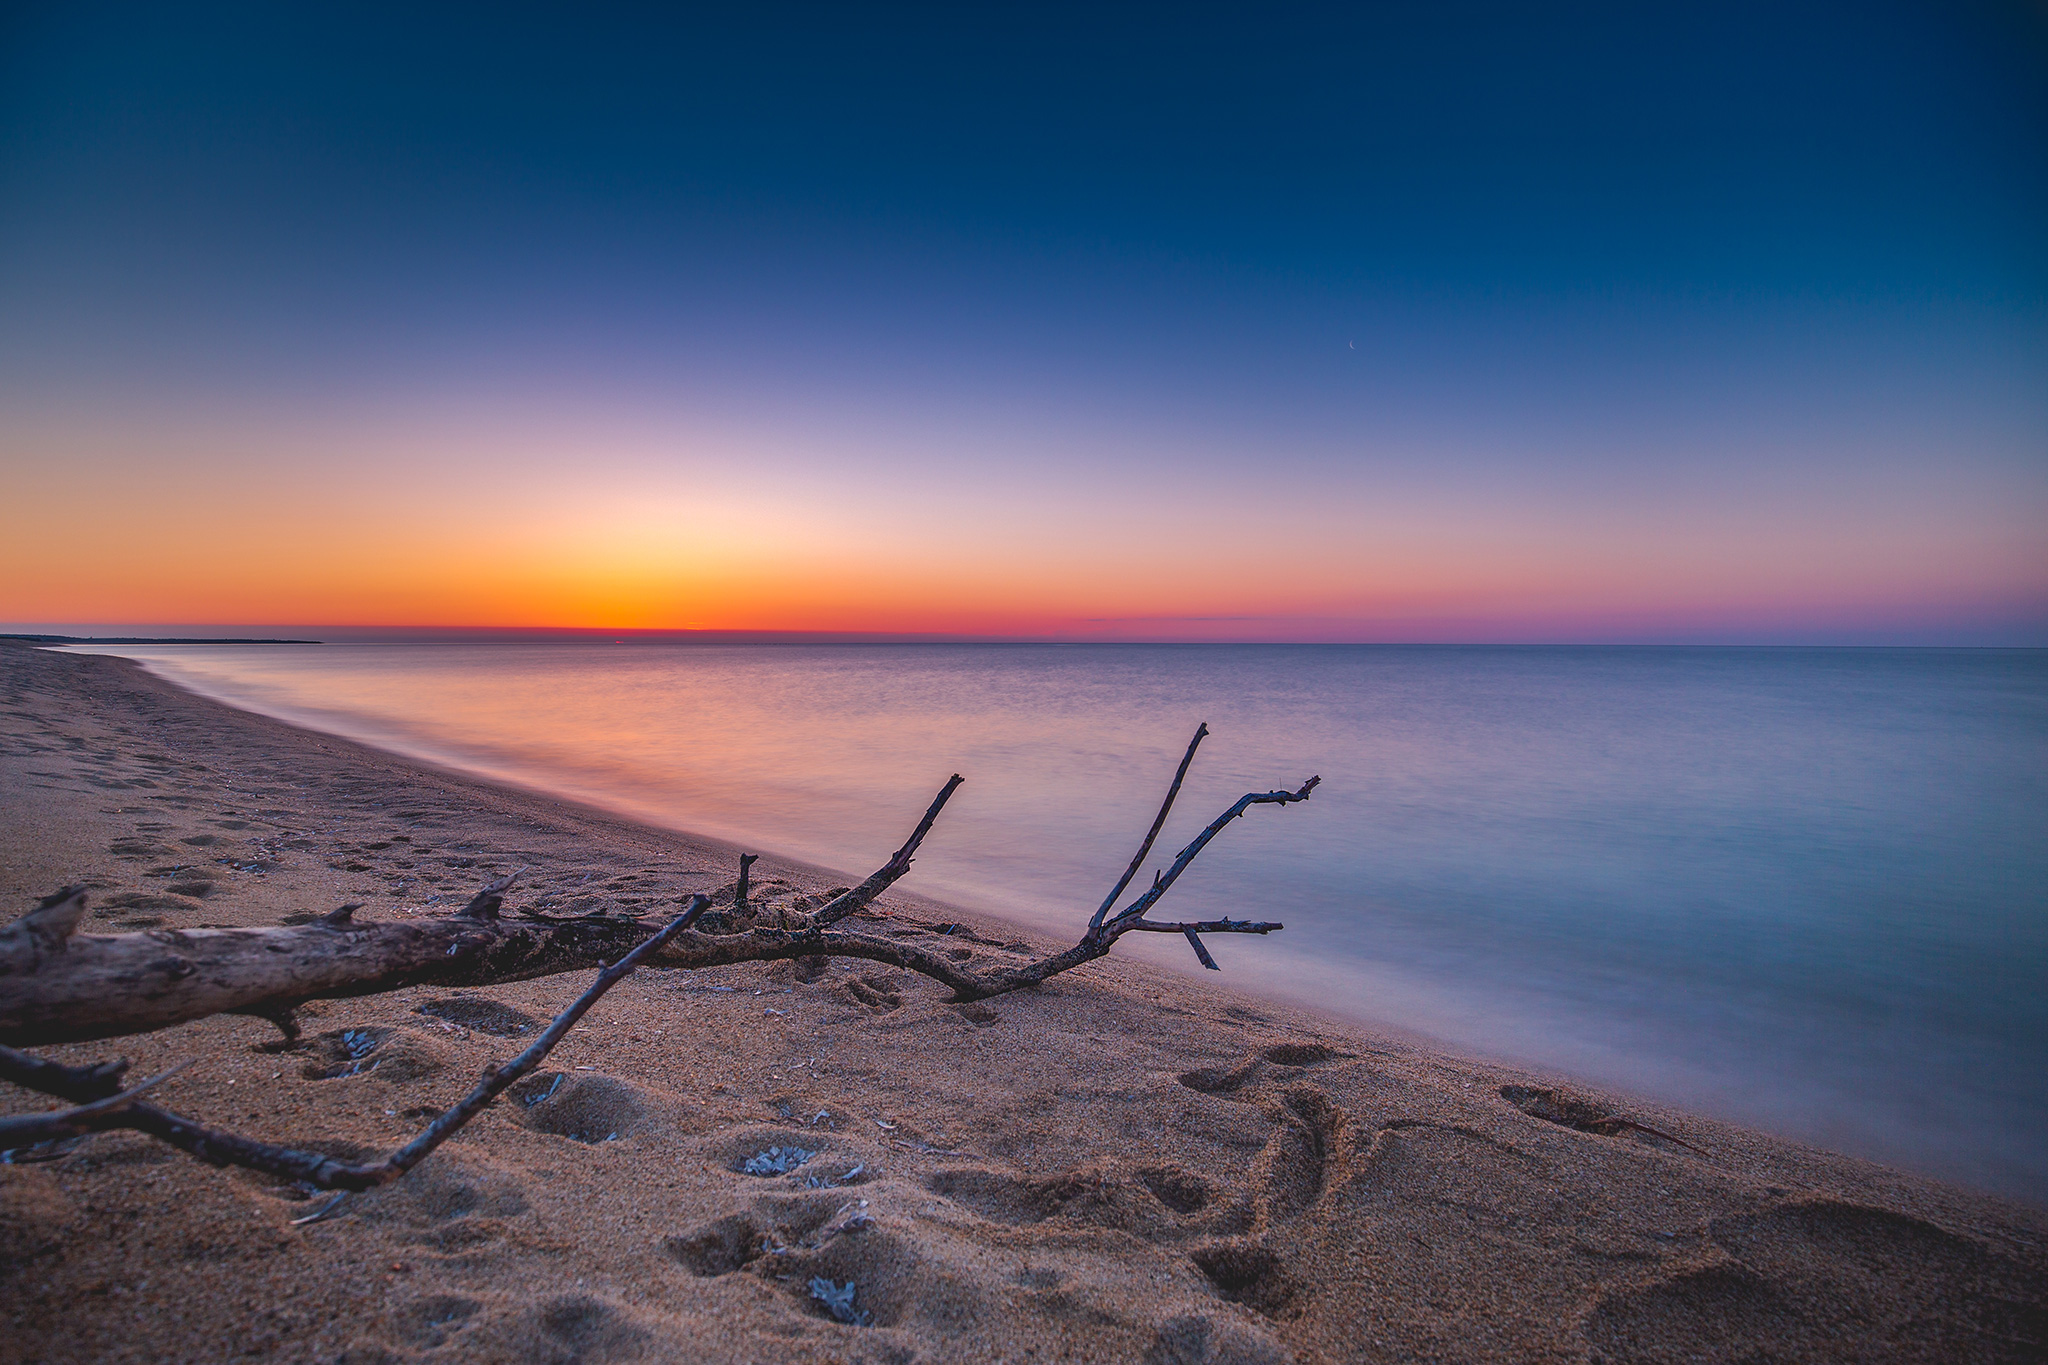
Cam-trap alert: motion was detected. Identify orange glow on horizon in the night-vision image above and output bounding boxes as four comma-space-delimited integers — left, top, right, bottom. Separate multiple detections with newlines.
6, 408, 2044, 643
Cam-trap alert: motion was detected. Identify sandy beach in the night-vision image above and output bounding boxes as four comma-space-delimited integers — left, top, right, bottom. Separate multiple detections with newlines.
1, 641, 2042, 1364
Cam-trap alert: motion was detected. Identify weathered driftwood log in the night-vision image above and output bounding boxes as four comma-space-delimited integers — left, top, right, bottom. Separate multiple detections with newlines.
0, 725, 1315, 1189
0, 777, 965, 1048
0, 730, 1314, 1049
0, 879, 667, 1047
0, 897, 710, 1192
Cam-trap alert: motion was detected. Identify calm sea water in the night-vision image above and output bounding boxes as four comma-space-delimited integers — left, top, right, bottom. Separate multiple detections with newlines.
68, 643, 2048, 1200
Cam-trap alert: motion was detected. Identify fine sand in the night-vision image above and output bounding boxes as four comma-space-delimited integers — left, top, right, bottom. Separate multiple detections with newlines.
1, 641, 2042, 1364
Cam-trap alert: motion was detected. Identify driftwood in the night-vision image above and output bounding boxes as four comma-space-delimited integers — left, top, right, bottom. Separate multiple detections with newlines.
0, 898, 709, 1191
0, 776, 967, 1048
0, 726, 1316, 1188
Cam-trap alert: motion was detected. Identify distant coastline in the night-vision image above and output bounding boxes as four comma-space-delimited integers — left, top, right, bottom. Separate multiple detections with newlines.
1, 633, 321, 645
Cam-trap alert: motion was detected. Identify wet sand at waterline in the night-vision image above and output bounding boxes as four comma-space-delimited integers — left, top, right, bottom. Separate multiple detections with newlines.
2, 643, 2042, 1364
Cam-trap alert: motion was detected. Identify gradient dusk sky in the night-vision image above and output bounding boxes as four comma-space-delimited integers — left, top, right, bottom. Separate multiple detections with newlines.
3, 3, 2043, 642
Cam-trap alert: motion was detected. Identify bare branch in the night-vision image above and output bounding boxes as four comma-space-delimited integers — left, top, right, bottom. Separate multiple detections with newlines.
1103, 776, 1319, 932
1088, 723, 1208, 941
1127, 917, 1284, 935
0, 1047, 130, 1100
0, 877, 695, 1047
0, 897, 709, 1190
371, 894, 709, 1183
808, 775, 964, 927
0, 1061, 188, 1148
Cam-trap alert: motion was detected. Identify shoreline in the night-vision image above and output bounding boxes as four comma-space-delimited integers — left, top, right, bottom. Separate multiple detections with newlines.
65, 640, 2048, 1208
3, 641, 2042, 1363
60, 639, 1465, 1061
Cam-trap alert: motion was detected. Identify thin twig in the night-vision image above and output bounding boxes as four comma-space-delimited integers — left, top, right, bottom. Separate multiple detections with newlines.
0, 1048, 130, 1100
374, 894, 710, 1182
809, 775, 964, 927
1106, 777, 1319, 932
0, 1061, 189, 1147
289, 1191, 353, 1225
1126, 917, 1284, 935
1088, 723, 1208, 941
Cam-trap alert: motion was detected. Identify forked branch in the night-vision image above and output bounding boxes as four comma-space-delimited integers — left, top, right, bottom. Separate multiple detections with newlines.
1093, 763, 1319, 970
1088, 723, 1208, 938
1, 730, 1316, 1190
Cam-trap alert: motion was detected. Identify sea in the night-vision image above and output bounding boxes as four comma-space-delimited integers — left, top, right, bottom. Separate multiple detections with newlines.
60, 642, 2048, 1202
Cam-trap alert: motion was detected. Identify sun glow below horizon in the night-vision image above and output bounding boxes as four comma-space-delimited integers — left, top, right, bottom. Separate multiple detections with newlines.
7, 396, 2042, 643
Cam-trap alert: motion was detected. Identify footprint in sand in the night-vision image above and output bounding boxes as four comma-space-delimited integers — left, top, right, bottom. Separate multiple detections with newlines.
94, 892, 194, 915
704, 1125, 853, 1177
1186, 1241, 1299, 1317
300, 1026, 453, 1084
1499, 1084, 1703, 1152
520, 1294, 654, 1363
665, 1213, 768, 1277
390, 1294, 481, 1349
1250, 1085, 1345, 1220
1178, 1040, 1346, 1098
349, 1148, 532, 1245
1572, 1198, 2041, 1363
515, 1073, 660, 1145
1144, 1312, 1293, 1365
1184, 1082, 1352, 1319
843, 974, 904, 1013
414, 996, 540, 1036
1138, 1165, 1218, 1215
1177, 1061, 1265, 1096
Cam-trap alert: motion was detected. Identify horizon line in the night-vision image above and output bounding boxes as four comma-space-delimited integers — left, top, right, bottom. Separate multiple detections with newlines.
11, 625, 2045, 650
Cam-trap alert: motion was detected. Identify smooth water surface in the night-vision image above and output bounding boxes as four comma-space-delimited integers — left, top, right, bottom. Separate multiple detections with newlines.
70, 643, 2048, 1200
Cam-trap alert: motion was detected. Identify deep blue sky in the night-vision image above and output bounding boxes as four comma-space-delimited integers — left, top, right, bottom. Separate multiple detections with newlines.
4, 3, 2044, 640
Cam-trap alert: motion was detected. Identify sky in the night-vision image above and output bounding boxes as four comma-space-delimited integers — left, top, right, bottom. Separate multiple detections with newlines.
3, 2, 2044, 643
